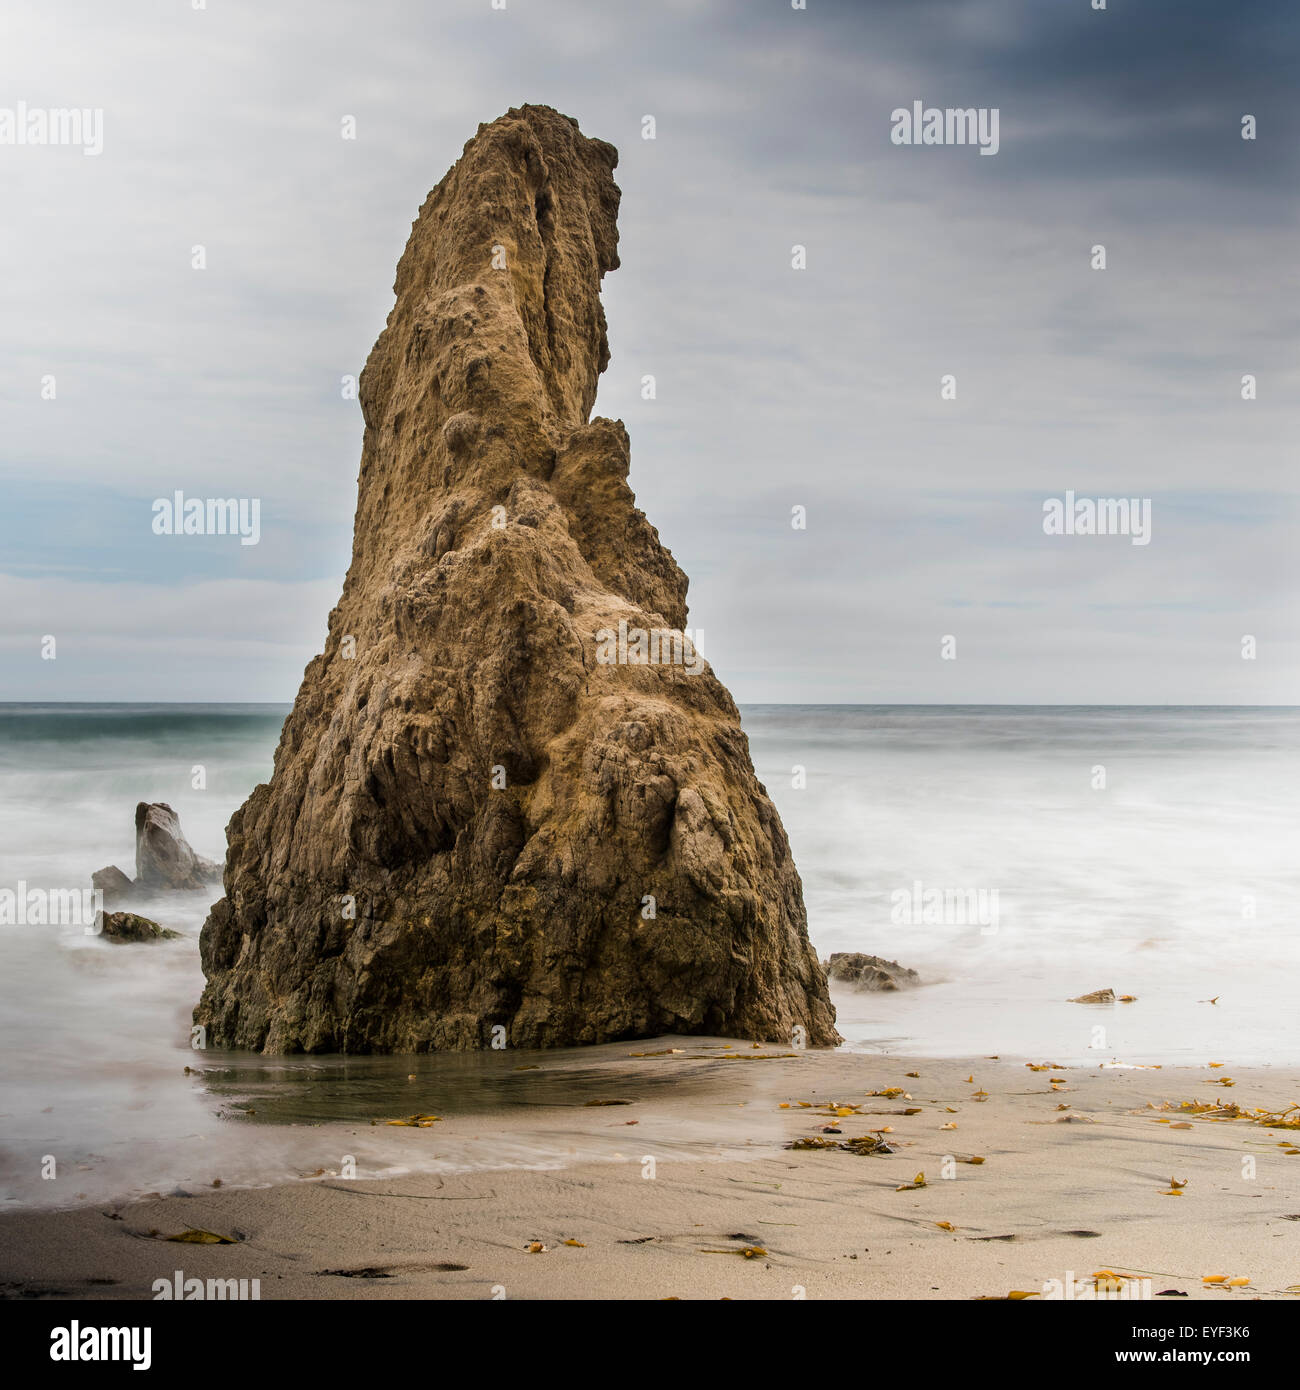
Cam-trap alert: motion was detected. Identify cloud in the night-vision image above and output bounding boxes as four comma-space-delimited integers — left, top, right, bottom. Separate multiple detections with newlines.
2, 0, 1296, 700
0, 573, 337, 700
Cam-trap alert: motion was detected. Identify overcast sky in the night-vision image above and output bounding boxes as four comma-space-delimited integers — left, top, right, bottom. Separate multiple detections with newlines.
2, 0, 1297, 703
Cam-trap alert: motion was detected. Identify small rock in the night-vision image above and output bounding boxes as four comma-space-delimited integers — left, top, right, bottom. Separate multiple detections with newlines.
824, 952, 920, 991
99, 912, 182, 944
91, 865, 134, 908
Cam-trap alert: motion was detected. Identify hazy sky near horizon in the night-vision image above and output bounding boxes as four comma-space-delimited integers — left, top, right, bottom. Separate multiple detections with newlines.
2, 0, 1297, 703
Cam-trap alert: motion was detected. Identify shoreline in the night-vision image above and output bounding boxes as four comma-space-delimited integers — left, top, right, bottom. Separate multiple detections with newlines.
3, 1048, 1296, 1300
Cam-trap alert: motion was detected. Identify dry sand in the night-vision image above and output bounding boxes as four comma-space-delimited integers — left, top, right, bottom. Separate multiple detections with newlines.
2, 1047, 1297, 1300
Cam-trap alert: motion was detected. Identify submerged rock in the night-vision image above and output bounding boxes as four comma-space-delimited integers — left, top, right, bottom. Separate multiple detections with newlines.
825, 952, 920, 992
135, 802, 220, 891
195, 104, 837, 1054
91, 865, 134, 908
99, 911, 181, 944
1069, 988, 1116, 1004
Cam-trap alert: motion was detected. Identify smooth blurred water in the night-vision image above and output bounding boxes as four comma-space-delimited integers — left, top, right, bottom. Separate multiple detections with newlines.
745, 704, 1300, 1066
0, 702, 1295, 1207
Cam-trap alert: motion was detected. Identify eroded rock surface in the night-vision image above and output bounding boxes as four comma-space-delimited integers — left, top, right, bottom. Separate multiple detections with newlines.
825, 952, 920, 992
99, 912, 181, 944
196, 105, 837, 1054
135, 802, 220, 891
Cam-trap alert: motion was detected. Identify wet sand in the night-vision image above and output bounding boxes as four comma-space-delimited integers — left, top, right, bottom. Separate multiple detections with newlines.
2, 1047, 1297, 1301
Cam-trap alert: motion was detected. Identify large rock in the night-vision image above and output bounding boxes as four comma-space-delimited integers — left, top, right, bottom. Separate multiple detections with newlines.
195, 105, 837, 1054
825, 952, 920, 992
135, 802, 220, 891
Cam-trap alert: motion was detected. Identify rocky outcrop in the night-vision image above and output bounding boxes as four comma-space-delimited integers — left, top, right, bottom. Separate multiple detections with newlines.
195, 104, 837, 1055
99, 912, 181, 943
135, 802, 220, 891
825, 953, 920, 992
92, 865, 134, 908
92, 804, 218, 904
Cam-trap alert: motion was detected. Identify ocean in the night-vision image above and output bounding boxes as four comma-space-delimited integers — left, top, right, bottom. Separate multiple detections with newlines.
0, 702, 1295, 1206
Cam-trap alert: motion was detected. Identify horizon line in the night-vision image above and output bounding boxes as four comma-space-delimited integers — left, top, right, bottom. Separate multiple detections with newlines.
1, 701, 1297, 711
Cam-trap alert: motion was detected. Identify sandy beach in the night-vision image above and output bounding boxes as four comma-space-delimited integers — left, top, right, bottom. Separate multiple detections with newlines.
3, 1045, 1296, 1301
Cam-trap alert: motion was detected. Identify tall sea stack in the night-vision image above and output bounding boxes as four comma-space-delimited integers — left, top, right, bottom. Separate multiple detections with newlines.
196, 105, 837, 1052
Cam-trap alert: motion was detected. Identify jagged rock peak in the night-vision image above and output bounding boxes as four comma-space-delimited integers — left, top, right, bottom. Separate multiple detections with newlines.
195, 106, 837, 1054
